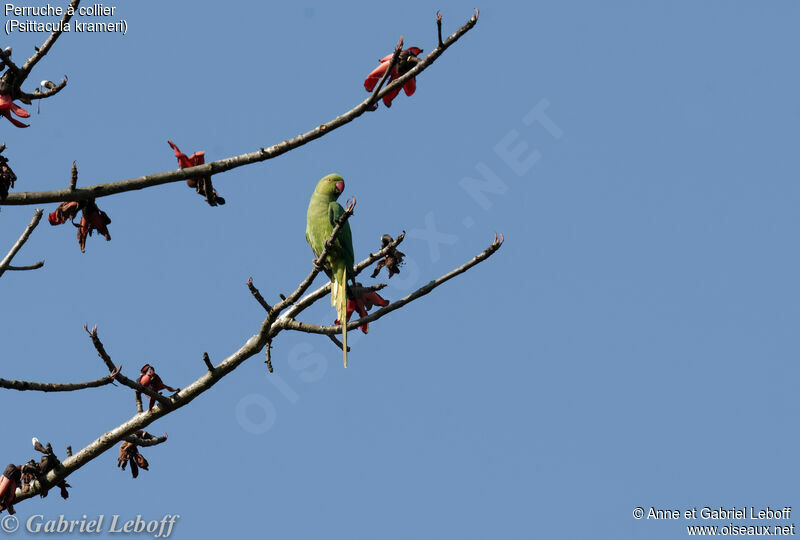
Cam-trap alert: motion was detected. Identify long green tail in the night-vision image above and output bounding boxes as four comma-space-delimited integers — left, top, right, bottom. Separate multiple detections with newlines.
332, 264, 348, 367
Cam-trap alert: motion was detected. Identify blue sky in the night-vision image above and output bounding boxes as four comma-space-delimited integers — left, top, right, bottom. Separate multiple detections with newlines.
1, 1, 799, 539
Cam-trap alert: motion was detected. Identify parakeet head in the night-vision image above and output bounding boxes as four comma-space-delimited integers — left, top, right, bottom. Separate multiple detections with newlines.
315, 174, 345, 199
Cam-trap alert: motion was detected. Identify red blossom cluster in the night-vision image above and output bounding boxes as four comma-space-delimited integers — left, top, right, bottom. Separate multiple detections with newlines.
168, 141, 225, 206
48, 199, 111, 253
364, 46, 423, 107
137, 364, 179, 411
0, 464, 20, 514
336, 285, 390, 334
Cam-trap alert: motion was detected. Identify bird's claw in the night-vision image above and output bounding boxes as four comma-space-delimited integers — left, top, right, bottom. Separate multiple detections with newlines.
492, 232, 504, 247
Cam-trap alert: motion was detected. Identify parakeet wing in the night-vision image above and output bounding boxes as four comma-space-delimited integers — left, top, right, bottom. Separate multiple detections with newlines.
328, 201, 355, 273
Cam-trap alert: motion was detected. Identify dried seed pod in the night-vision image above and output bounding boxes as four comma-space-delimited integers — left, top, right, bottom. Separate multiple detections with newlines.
0, 151, 17, 199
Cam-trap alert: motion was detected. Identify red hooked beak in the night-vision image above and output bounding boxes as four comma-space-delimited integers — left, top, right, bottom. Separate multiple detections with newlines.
335, 180, 345, 195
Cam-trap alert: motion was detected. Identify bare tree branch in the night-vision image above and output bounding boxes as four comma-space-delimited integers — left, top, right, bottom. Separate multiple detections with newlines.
280, 234, 504, 336
18, 76, 68, 101
0, 366, 120, 392
202, 352, 214, 372
0, 0, 78, 98
122, 433, 167, 447
16, 1, 80, 88
4, 262, 44, 271
0, 209, 44, 278
247, 277, 272, 312
83, 325, 172, 408
0, 11, 479, 206
12, 229, 500, 507
15, 321, 272, 503
69, 160, 77, 190
327, 334, 350, 352
437, 11, 444, 47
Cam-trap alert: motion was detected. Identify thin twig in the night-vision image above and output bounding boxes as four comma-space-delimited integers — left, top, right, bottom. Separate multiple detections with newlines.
0, 366, 120, 392
202, 352, 214, 372
1, 11, 479, 206
247, 277, 272, 312
0, 209, 44, 278
18, 76, 68, 101
437, 11, 443, 47
5, 261, 44, 271
327, 334, 350, 352
69, 161, 77, 190
17, 1, 80, 87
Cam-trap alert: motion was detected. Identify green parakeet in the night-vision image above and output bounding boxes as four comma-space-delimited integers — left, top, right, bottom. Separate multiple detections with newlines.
306, 174, 355, 367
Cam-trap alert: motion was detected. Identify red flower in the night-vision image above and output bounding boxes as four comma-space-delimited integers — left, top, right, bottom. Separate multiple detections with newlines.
168, 140, 204, 186
364, 46, 423, 107
77, 200, 111, 253
0, 464, 20, 515
48, 201, 80, 225
137, 364, 179, 411
49, 199, 111, 252
168, 140, 225, 205
336, 286, 389, 334
0, 94, 29, 128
